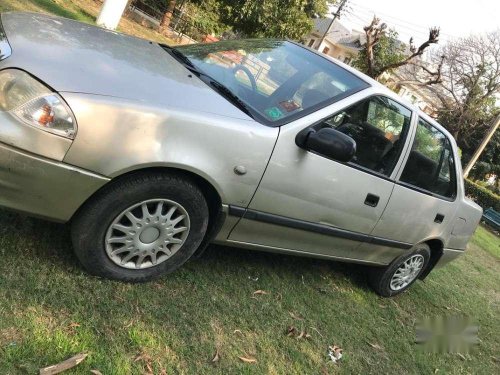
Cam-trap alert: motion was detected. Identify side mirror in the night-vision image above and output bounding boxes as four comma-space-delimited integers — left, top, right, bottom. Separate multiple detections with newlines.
296, 127, 356, 162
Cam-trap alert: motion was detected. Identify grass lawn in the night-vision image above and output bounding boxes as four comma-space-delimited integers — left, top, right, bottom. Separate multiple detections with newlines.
0, 0, 175, 44
0, 209, 498, 374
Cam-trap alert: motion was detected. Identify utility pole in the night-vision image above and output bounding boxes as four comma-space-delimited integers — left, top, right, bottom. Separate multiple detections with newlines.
97, 0, 130, 30
316, 0, 349, 51
463, 114, 500, 179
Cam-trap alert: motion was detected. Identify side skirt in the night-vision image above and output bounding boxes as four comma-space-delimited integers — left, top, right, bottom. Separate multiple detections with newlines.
228, 205, 413, 250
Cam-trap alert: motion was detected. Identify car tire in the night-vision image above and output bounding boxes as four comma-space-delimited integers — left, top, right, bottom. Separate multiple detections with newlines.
368, 243, 431, 297
71, 171, 209, 282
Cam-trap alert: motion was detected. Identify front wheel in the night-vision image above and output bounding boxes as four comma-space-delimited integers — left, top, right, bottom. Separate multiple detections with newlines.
368, 244, 430, 297
71, 172, 209, 282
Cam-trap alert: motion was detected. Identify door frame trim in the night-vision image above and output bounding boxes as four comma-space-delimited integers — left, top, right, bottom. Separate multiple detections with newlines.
228, 205, 413, 250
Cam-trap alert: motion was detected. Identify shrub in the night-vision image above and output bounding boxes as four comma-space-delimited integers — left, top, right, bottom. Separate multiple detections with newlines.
464, 179, 500, 211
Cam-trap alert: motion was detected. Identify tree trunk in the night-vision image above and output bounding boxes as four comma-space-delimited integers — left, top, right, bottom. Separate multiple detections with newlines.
160, 0, 176, 32
463, 114, 500, 178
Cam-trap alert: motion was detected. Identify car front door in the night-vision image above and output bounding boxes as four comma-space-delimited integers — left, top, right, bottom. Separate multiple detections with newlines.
228, 93, 415, 264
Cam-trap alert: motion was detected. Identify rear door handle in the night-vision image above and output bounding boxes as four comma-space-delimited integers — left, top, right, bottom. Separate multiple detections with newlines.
364, 193, 380, 207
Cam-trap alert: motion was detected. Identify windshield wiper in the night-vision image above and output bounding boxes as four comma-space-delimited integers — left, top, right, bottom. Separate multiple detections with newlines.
205, 79, 255, 119
161, 45, 255, 119
161, 45, 196, 69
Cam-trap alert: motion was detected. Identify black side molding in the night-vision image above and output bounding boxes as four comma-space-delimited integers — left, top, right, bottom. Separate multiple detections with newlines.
228, 205, 246, 217
228, 205, 412, 250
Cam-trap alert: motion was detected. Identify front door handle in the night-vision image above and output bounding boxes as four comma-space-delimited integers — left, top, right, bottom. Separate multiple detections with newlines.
364, 193, 380, 207
434, 213, 445, 224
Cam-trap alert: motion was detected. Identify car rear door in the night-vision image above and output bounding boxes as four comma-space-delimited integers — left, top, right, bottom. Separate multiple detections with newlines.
227, 93, 416, 264
367, 116, 459, 248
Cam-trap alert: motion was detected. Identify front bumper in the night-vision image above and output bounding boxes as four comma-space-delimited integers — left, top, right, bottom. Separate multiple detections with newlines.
0, 141, 109, 222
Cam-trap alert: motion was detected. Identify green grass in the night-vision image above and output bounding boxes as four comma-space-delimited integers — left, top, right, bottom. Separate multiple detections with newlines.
0, 0, 175, 44
0, 0, 93, 22
0, 210, 498, 374
472, 225, 500, 258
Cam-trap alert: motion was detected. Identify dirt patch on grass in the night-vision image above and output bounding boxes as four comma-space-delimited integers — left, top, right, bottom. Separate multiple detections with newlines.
0, 327, 23, 346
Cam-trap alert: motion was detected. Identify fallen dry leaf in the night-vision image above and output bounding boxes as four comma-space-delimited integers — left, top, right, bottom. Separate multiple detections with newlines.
90, 370, 103, 375
238, 356, 257, 364
289, 311, 304, 320
233, 329, 243, 335
134, 351, 154, 374
298, 330, 312, 340
211, 349, 220, 363
368, 342, 384, 351
39, 353, 88, 375
134, 352, 151, 362
286, 326, 311, 339
253, 290, 269, 296
286, 326, 297, 337
327, 345, 343, 363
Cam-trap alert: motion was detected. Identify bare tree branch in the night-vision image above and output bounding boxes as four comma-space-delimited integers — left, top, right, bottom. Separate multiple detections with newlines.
363, 16, 386, 77
374, 27, 440, 78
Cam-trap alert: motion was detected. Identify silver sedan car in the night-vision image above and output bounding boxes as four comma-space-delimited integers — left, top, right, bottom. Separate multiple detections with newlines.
0, 12, 482, 296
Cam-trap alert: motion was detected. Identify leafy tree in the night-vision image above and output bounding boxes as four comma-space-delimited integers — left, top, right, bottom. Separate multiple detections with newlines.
354, 28, 405, 78
216, 0, 334, 39
160, 0, 335, 39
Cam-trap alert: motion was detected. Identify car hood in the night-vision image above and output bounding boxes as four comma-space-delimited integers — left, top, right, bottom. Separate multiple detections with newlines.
0, 12, 251, 120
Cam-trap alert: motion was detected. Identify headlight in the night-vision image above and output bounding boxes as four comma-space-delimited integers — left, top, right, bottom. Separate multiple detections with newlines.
0, 69, 76, 139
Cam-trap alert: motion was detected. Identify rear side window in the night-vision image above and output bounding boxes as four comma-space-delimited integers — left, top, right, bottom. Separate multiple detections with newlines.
400, 118, 457, 199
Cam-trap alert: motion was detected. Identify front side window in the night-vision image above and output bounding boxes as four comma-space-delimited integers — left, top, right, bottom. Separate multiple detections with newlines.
400, 118, 457, 198
174, 40, 368, 125
312, 96, 412, 176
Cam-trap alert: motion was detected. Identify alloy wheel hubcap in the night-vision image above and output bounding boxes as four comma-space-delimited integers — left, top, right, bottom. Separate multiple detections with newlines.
105, 199, 190, 269
389, 254, 424, 291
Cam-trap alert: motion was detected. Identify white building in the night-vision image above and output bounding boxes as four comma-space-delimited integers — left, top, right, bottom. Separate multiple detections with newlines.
304, 18, 443, 117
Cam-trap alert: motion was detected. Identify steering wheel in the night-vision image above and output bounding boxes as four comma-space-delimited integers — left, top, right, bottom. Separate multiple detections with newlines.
232, 65, 257, 92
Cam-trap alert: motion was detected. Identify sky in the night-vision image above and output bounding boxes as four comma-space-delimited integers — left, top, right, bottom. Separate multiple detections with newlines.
332, 0, 500, 45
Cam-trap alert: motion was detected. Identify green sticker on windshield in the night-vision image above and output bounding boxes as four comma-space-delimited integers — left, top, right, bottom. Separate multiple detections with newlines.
265, 107, 284, 120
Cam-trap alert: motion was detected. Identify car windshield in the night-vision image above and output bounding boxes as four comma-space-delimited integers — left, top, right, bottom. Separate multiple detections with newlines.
174, 40, 368, 125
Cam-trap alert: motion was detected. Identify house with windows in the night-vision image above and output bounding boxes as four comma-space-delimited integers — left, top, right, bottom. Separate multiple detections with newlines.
304, 18, 443, 117
304, 18, 365, 65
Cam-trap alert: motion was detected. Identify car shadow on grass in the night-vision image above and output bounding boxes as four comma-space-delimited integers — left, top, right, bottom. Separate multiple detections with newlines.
0, 209, 372, 292
197, 244, 372, 290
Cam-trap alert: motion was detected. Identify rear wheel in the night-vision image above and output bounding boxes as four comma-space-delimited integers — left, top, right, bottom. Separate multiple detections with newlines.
368, 244, 430, 297
71, 172, 209, 282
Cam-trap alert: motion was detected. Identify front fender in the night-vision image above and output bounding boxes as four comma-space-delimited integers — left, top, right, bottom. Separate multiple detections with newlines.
62, 93, 279, 206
